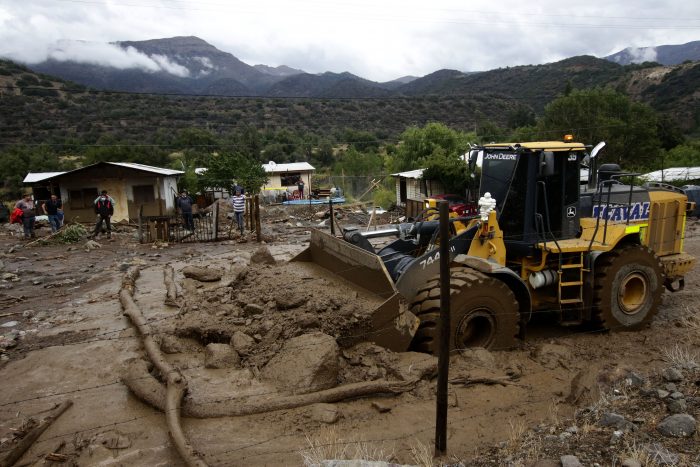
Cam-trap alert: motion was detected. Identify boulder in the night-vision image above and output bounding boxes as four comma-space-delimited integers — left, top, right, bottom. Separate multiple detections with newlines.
262, 332, 339, 394
230, 331, 256, 356
250, 246, 276, 265
599, 412, 636, 431
204, 343, 240, 369
182, 266, 223, 282
656, 413, 696, 437
459, 347, 496, 367
308, 403, 339, 424
661, 367, 683, 382
386, 351, 438, 381
560, 455, 583, 467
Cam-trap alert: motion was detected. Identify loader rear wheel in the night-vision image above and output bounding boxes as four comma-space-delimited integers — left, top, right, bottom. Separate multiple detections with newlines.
410, 268, 519, 354
593, 245, 664, 330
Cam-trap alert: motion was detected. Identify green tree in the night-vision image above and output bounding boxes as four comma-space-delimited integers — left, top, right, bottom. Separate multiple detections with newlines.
538, 88, 660, 169
390, 122, 470, 172
661, 140, 700, 168
198, 152, 268, 194
422, 152, 471, 195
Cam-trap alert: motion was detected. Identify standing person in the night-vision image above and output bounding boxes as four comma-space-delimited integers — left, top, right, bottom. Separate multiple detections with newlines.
15, 193, 35, 240
41, 194, 63, 233
297, 179, 304, 199
92, 190, 115, 238
176, 190, 195, 232
230, 188, 245, 235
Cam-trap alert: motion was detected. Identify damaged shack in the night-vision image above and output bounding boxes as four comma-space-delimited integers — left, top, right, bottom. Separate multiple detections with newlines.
23, 162, 183, 222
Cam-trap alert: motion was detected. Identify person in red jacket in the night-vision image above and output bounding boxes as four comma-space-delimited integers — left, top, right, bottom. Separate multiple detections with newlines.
91, 190, 115, 239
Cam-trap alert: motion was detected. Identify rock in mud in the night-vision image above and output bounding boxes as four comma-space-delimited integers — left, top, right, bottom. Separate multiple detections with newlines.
182, 266, 223, 282
561, 455, 583, 467
249, 246, 276, 265
84, 240, 101, 251
242, 303, 265, 316
308, 403, 339, 424
459, 347, 495, 367
274, 290, 308, 310
599, 412, 636, 431
666, 398, 687, 414
230, 331, 256, 356
204, 343, 240, 369
262, 332, 339, 394
160, 335, 185, 354
371, 401, 392, 413
532, 343, 571, 369
656, 413, 696, 437
386, 351, 438, 381
661, 367, 683, 382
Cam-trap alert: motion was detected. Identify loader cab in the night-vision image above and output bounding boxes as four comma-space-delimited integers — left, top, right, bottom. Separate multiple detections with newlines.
478, 141, 587, 257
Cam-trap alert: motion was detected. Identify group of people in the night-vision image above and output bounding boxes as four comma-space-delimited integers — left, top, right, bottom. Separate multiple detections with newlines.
14, 193, 64, 240
13, 190, 114, 240
14, 185, 249, 241
176, 186, 246, 235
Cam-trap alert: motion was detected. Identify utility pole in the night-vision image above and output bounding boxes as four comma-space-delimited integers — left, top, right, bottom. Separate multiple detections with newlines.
435, 200, 451, 456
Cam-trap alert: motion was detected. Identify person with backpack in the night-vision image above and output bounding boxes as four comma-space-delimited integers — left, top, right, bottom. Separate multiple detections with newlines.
92, 190, 115, 239
14, 193, 35, 240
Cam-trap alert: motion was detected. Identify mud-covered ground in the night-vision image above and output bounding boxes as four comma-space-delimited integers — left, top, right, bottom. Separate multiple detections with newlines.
0, 210, 698, 466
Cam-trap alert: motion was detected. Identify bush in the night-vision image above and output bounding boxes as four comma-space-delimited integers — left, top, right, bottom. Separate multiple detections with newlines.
55, 223, 87, 243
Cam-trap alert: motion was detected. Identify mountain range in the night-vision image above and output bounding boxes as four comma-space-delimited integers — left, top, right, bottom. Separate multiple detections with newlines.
26, 36, 700, 99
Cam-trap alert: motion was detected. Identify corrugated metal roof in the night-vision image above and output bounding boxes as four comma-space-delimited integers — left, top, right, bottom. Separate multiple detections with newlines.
108, 162, 183, 176
262, 161, 315, 173
22, 162, 183, 184
391, 169, 424, 179
642, 167, 700, 182
23, 172, 67, 183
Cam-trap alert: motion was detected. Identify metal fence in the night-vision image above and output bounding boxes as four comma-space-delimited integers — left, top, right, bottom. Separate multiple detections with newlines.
137, 198, 262, 243
139, 202, 220, 243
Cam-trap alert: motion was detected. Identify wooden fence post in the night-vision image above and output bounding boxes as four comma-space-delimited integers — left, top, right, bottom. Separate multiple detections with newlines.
254, 195, 261, 242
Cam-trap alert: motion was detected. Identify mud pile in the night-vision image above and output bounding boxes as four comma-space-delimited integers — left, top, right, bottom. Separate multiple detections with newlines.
163, 258, 388, 370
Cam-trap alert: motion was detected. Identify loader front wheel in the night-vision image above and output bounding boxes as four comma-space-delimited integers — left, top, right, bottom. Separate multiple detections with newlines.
410, 268, 519, 354
593, 245, 664, 330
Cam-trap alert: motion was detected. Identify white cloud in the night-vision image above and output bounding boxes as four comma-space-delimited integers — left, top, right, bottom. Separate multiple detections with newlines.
40, 40, 189, 77
0, 0, 698, 81
193, 56, 215, 69
626, 46, 659, 63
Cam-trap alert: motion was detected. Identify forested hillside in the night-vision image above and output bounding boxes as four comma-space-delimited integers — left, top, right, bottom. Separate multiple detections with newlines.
1, 57, 699, 202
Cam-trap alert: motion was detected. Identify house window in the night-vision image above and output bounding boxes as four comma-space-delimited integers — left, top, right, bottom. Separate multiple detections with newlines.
69, 188, 98, 209
133, 185, 155, 204
280, 172, 301, 186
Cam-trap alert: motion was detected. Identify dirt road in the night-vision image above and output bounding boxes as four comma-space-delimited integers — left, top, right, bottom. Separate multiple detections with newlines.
0, 217, 698, 466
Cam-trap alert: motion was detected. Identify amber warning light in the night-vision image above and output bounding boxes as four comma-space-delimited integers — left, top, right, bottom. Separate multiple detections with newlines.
563, 134, 574, 142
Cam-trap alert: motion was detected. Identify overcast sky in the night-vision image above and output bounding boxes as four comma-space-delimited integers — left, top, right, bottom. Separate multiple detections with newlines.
1, 0, 699, 82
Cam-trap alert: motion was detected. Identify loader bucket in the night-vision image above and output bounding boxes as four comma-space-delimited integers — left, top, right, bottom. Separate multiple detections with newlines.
291, 229, 419, 351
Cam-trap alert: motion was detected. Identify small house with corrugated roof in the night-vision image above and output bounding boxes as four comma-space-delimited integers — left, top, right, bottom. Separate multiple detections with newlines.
23, 162, 183, 222
261, 161, 315, 199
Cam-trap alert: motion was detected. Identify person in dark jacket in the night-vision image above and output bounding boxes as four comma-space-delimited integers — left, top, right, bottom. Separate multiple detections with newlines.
92, 190, 115, 238
41, 194, 63, 232
176, 190, 195, 232
15, 193, 35, 239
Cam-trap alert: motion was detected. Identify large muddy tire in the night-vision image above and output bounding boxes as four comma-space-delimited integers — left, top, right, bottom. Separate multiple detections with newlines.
593, 245, 664, 330
410, 268, 519, 354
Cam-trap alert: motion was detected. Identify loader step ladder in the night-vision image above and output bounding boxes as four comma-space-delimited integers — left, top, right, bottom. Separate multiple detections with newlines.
558, 252, 586, 325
